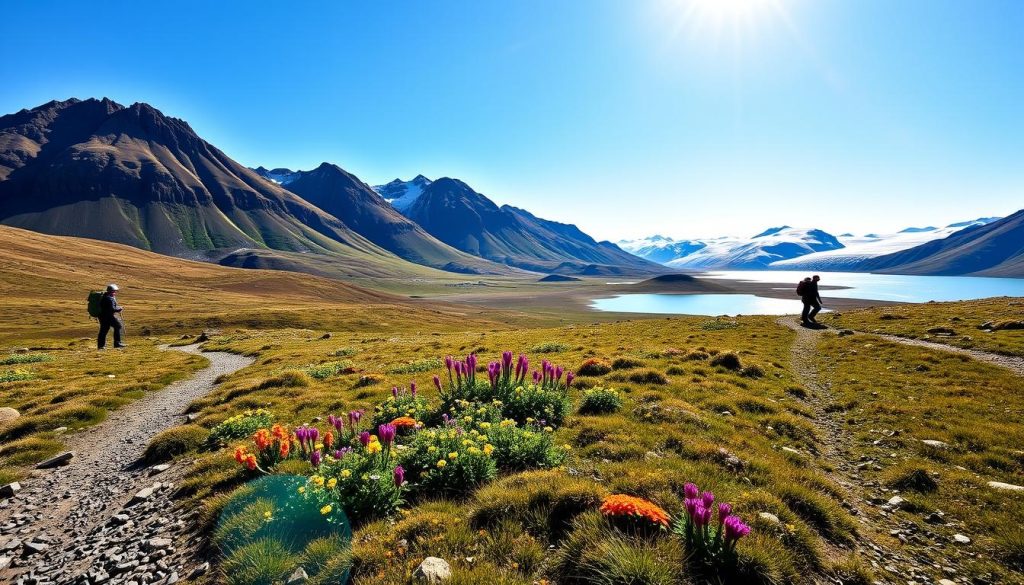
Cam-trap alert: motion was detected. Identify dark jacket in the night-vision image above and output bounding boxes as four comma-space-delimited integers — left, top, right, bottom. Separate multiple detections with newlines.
801, 281, 821, 304
100, 292, 122, 321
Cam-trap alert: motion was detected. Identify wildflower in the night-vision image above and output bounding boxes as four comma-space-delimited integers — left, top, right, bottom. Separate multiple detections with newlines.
701, 491, 715, 508
327, 478, 338, 489
393, 465, 405, 487
298, 486, 306, 494
359, 431, 371, 447
463, 416, 473, 423
428, 445, 438, 453
723, 515, 751, 547
324, 431, 334, 449
448, 452, 459, 459
482, 444, 494, 455
437, 460, 447, 468
279, 441, 290, 458
367, 441, 382, 455
310, 450, 322, 467
320, 504, 333, 515
562, 444, 572, 451
410, 382, 417, 397
263, 511, 272, 520
433, 375, 442, 392
391, 416, 417, 429
600, 494, 670, 527
479, 422, 491, 430
392, 386, 399, 398
233, 446, 246, 464
684, 482, 699, 499
378, 423, 397, 446
312, 475, 325, 487
245, 455, 257, 471
341, 469, 351, 478
566, 372, 575, 388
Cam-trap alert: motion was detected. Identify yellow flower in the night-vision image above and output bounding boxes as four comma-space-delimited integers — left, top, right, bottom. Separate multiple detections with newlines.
468, 447, 481, 455
448, 452, 459, 459
327, 478, 338, 489
320, 505, 333, 515
367, 441, 382, 454
340, 469, 351, 478
526, 417, 534, 423
428, 445, 438, 453
483, 444, 494, 455
479, 422, 491, 430
297, 486, 306, 494
312, 475, 325, 487
562, 444, 572, 451
263, 511, 272, 519
437, 459, 447, 468
544, 426, 554, 433
463, 416, 473, 423
500, 419, 515, 428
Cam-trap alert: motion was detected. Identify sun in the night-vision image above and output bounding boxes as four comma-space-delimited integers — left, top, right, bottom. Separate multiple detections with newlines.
690, 0, 775, 20
670, 0, 783, 39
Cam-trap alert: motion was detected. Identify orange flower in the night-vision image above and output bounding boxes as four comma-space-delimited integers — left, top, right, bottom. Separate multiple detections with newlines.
254, 429, 272, 451
600, 494, 670, 527
324, 431, 334, 449
234, 446, 247, 464
271, 424, 289, 442
279, 440, 290, 458
245, 454, 258, 471
390, 416, 417, 429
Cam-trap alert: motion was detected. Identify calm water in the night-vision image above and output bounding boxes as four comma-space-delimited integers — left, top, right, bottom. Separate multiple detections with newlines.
591, 271, 1024, 316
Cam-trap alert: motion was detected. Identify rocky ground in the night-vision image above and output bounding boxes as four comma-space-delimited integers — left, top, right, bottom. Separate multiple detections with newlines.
0, 345, 252, 585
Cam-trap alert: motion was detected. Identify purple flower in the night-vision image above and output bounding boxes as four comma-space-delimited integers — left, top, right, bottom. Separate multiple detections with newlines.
359, 431, 371, 447
444, 355, 454, 371
467, 353, 477, 370
684, 497, 700, 518
532, 370, 541, 384
701, 491, 715, 508
348, 410, 364, 427
378, 423, 396, 446
393, 465, 405, 487
327, 415, 343, 433
433, 375, 442, 392
724, 515, 751, 543
410, 382, 417, 397
566, 372, 575, 388
718, 502, 732, 519
684, 482, 699, 499
295, 426, 307, 443
310, 450, 322, 467
392, 386, 399, 398
555, 365, 564, 382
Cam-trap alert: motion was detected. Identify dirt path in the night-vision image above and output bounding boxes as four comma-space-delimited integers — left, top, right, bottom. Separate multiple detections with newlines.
0, 344, 253, 585
867, 333, 1024, 376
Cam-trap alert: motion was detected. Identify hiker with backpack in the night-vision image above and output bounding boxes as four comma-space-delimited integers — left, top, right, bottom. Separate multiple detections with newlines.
91, 284, 126, 349
797, 275, 823, 326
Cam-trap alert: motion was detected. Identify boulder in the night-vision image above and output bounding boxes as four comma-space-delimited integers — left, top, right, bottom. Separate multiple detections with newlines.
0, 482, 21, 498
0, 407, 19, 423
287, 567, 309, 584
953, 533, 971, 544
36, 451, 74, 469
413, 557, 452, 583
921, 439, 948, 448
758, 512, 781, 524
987, 481, 1024, 492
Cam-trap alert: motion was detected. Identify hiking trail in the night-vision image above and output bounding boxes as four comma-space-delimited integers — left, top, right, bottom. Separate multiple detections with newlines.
0, 344, 253, 585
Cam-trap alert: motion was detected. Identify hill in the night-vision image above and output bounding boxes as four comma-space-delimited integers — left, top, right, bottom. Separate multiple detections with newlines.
858, 210, 1024, 277
256, 164, 506, 274
0, 98, 435, 279
399, 177, 662, 274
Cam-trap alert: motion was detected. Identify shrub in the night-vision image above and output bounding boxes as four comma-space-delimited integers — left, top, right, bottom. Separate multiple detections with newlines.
672, 482, 751, 572
702, 319, 740, 331
144, 424, 209, 463
685, 350, 710, 361
777, 483, 855, 544
401, 426, 497, 498
484, 420, 567, 471
627, 369, 668, 385
741, 364, 765, 378
222, 538, 297, 585
333, 347, 358, 357
883, 463, 938, 493
995, 524, 1024, 571
531, 342, 570, 354
0, 370, 34, 383
306, 449, 406, 524
503, 384, 571, 426
578, 387, 623, 415
306, 361, 353, 380
209, 409, 273, 445
371, 387, 431, 427
388, 357, 443, 374
0, 353, 51, 365
355, 374, 384, 388
710, 352, 742, 371
611, 357, 644, 370
257, 371, 310, 389
470, 471, 606, 539
581, 537, 681, 585
578, 358, 612, 376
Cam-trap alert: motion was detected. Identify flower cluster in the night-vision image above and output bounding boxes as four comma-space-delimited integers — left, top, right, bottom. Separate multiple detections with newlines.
234, 423, 293, 471
600, 494, 671, 529
578, 387, 623, 415
674, 482, 750, 562
372, 384, 430, 427
209, 409, 273, 444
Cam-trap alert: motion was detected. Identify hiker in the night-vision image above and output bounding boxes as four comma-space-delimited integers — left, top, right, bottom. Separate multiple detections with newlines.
98, 284, 126, 349
799, 275, 823, 326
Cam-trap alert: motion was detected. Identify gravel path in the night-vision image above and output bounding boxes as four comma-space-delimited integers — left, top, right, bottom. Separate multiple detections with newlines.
867, 333, 1024, 377
0, 344, 253, 585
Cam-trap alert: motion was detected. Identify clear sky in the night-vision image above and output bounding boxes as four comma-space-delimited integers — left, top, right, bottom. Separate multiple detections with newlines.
1, 0, 1021, 240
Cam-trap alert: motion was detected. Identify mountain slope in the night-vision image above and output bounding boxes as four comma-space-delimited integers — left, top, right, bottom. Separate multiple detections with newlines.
373, 175, 432, 212
858, 210, 1024, 277
772, 218, 1002, 271
399, 177, 661, 274
661, 227, 844, 269
0, 98, 428, 278
257, 163, 507, 274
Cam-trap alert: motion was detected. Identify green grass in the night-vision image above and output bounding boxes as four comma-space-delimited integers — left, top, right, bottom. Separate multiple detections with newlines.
0, 353, 52, 365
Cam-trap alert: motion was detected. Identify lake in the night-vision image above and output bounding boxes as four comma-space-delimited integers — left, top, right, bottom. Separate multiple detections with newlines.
591, 271, 1024, 316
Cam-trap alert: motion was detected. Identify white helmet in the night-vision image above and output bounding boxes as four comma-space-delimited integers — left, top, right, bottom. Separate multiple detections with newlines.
106, 283, 120, 292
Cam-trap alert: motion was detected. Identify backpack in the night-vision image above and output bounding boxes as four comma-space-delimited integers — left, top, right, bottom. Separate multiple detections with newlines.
87, 291, 104, 319
795, 281, 807, 296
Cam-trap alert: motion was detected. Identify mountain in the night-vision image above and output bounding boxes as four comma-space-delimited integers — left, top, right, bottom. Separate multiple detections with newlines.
0, 98, 422, 279
396, 177, 661, 274
857, 211, 1024, 277
373, 175, 432, 212
254, 164, 505, 273
659, 227, 844, 270
773, 218, 1002, 271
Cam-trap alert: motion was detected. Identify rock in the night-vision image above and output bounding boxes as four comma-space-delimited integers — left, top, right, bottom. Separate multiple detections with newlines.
924, 512, 945, 524
927, 327, 956, 335
195, 332, 210, 343
286, 566, 309, 584
130, 486, 155, 505
921, 439, 948, 448
13, 348, 29, 354
0, 482, 20, 498
35, 452, 74, 469
145, 538, 173, 551
413, 557, 452, 583
0, 407, 19, 423
953, 533, 971, 544
838, 329, 854, 336
53, 426, 68, 434
185, 413, 199, 423
758, 512, 781, 524
987, 481, 1024, 492
22, 540, 49, 555
149, 464, 171, 475
188, 563, 209, 579
939, 580, 956, 585
887, 495, 905, 508
0, 556, 10, 570
781, 446, 801, 455
320, 333, 332, 340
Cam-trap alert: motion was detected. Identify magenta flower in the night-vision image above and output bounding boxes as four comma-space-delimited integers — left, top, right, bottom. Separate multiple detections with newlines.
378, 423, 397, 446
684, 482, 699, 499
359, 431, 371, 447
393, 465, 405, 487
444, 355, 453, 371
433, 375, 442, 392
723, 515, 751, 544
392, 386, 399, 398
701, 491, 715, 508
410, 382, 417, 397
566, 372, 575, 388
532, 370, 541, 384
348, 410, 364, 427
310, 450, 322, 467
718, 502, 732, 518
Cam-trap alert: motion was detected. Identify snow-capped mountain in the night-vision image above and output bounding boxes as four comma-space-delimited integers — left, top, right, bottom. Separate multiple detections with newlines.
253, 166, 301, 185
621, 218, 1003, 271
773, 218, 1002, 270
373, 175, 433, 212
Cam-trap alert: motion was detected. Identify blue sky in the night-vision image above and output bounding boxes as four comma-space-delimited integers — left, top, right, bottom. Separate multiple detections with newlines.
1, 0, 1021, 240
